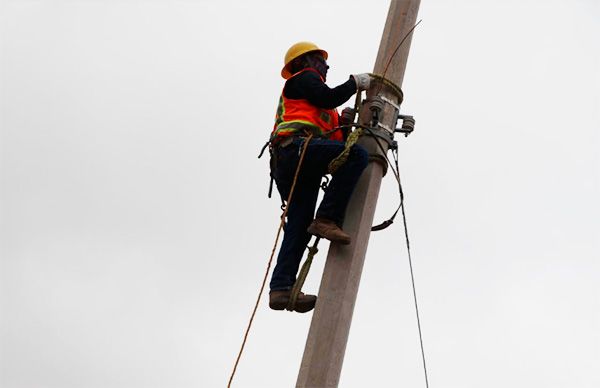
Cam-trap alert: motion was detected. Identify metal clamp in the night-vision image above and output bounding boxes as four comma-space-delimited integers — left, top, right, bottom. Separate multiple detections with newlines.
380, 95, 401, 111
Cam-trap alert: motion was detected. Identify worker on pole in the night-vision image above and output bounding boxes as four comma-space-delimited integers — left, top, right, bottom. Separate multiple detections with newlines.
268, 42, 371, 313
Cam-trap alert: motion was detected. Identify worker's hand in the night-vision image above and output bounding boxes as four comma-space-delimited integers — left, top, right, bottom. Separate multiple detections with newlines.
340, 107, 356, 125
352, 73, 371, 91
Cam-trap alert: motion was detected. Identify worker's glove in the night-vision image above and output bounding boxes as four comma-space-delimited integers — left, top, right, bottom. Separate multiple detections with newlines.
340, 107, 356, 126
352, 73, 371, 91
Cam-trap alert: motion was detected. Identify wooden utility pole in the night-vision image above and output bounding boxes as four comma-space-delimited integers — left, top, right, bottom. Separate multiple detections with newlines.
296, 1, 421, 387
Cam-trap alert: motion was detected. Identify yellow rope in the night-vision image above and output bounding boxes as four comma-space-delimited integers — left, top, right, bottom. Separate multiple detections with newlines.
227, 135, 313, 388
327, 88, 365, 174
327, 127, 363, 174
369, 72, 404, 100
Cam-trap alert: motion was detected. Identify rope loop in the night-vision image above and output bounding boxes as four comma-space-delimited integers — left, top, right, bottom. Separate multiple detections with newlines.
368, 73, 404, 102
327, 127, 363, 174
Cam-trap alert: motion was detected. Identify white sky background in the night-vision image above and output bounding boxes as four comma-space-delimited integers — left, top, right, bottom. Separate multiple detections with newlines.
1, 0, 599, 387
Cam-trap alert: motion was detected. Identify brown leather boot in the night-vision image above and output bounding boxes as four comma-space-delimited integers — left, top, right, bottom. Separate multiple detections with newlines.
307, 218, 351, 245
269, 290, 317, 313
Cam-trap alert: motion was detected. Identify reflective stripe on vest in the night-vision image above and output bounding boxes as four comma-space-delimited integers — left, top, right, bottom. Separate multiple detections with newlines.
271, 68, 342, 142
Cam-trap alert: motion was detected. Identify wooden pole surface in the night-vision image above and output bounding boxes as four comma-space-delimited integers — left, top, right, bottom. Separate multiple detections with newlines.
296, 1, 421, 387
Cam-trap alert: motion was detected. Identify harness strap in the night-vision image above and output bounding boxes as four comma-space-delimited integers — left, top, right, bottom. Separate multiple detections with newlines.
286, 237, 321, 311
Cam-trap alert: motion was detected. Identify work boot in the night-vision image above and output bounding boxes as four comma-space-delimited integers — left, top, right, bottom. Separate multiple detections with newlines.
307, 218, 351, 245
269, 290, 317, 313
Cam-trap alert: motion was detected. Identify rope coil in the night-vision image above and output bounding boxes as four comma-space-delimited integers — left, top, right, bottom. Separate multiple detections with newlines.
369, 73, 404, 101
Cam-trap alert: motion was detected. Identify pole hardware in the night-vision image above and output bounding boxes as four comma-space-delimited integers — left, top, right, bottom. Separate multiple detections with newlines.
395, 114, 416, 137
377, 121, 395, 133
366, 96, 385, 128
367, 125, 394, 146
380, 95, 401, 111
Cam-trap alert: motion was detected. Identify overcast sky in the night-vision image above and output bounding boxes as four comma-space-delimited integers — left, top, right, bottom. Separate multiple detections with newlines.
1, 1, 599, 387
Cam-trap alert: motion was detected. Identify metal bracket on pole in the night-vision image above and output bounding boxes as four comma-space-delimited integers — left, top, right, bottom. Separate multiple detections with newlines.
377, 122, 395, 134
395, 114, 416, 137
381, 95, 401, 111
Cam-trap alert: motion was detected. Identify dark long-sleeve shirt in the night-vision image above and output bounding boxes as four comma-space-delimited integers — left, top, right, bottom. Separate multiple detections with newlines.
283, 70, 357, 109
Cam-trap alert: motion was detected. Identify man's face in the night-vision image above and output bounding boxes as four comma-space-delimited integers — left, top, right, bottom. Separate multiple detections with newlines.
308, 53, 329, 80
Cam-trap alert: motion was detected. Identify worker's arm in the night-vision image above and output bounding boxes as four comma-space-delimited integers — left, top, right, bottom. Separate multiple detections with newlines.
284, 71, 357, 110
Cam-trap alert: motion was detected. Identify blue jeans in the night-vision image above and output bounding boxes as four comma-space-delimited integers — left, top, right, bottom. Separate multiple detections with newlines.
269, 138, 369, 291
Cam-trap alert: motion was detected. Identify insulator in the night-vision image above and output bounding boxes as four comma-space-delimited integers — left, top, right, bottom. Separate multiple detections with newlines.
396, 114, 415, 137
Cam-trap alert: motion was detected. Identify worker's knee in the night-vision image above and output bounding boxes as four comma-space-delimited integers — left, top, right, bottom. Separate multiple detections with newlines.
351, 144, 369, 170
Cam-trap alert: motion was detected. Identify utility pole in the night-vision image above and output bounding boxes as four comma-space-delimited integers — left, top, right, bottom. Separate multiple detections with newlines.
296, 1, 421, 387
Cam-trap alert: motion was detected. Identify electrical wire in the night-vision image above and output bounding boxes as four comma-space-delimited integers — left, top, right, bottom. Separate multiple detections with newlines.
363, 126, 430, 388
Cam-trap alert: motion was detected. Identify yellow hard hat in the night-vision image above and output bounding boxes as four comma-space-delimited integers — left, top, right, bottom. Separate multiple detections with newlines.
281, 41, 328, 79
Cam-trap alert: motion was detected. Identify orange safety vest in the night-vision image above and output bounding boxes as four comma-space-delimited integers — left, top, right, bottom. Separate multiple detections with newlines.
271, 68, 342, 143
